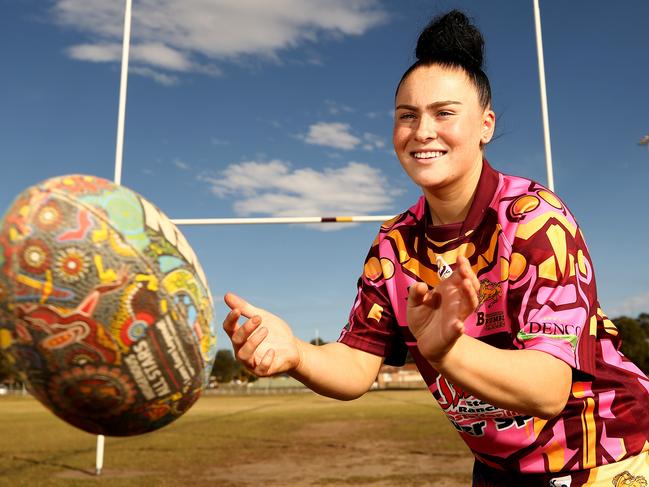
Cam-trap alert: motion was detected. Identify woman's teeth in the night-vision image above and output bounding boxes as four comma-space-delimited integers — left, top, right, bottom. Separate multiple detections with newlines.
414, 151, 445, 159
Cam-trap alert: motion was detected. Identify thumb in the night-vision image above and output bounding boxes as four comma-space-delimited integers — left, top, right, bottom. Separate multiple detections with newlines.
407, 282, 429, 307
224, 292, 262, 318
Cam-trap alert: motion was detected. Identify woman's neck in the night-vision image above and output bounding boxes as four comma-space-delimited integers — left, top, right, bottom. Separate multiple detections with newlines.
423, 159, 483, 226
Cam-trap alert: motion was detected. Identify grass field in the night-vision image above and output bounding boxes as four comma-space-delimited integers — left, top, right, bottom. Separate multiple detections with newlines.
0, 390, 473, 486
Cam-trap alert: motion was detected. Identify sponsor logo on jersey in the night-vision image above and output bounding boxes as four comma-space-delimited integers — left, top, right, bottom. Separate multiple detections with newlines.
549, 475, 572, 487
436, 256, 453, 280
476, 311, 505, 330
612, 471, 647, 487
435, 376, 519, 421
478, 279, 502, 308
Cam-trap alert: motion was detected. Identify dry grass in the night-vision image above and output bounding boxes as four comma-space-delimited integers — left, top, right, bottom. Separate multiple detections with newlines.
0, 390, 473, 486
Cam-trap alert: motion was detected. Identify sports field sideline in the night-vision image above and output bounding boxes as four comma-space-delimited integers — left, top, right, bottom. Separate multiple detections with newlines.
0, 389, 472, 486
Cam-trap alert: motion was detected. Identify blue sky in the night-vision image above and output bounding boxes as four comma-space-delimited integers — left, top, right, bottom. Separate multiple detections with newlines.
1, 0, 648, 348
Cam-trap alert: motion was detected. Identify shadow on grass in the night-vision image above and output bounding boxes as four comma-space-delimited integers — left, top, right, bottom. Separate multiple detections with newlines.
6, 455, 95, 476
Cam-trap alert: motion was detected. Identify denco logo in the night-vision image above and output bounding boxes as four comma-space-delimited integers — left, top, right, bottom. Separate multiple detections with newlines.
527, 321, 582, 336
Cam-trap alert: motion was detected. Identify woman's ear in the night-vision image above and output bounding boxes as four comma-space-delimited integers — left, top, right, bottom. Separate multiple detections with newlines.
481, 109, 496, 145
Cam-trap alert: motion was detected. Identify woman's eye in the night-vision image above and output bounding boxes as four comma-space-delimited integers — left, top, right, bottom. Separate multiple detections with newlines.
398, 113, 416, 120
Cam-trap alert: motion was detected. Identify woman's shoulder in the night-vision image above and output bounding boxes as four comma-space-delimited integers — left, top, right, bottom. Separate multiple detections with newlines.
366, 197, 427, 253
378, 196, 427, 233
494, 171, 582, 245
496, 172, 577, 223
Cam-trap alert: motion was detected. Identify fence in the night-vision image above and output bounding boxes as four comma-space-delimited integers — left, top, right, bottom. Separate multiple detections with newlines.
0, 383, 29, 396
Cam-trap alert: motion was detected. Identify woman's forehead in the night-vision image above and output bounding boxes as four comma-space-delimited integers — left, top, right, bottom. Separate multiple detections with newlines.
396, 64, 478, 105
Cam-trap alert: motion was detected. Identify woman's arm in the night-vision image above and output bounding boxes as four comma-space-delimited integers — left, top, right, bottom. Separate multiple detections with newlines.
407, 256, 572, 419
223, 293, 383, 400
432, 335, 572, 419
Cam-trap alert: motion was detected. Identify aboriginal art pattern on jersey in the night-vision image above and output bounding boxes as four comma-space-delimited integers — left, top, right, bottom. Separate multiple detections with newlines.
340, 161, 649, 474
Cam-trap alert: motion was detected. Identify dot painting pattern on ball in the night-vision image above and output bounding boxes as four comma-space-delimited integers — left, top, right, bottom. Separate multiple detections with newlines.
0, 175, 217, 436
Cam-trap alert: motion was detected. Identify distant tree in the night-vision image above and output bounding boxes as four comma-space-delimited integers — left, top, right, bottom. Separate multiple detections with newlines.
235, 367, 258, 383
310, 338, 327, 346
0, 352, 16, 384
638, 313, 649, 337
210, 349, 259, 383
613, 316, 649, 374
210, 349, 241, 384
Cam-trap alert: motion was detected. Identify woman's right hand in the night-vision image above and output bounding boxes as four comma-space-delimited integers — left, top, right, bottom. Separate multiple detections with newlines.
406, 256, 480, 365
223, 292, 302, 377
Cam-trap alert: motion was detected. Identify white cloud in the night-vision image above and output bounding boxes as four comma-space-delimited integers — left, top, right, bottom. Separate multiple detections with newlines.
66, 42, 121, 62
606, 292, 649, 318
303, 122, 361, 150
367, 109, 394, 120
201, 159, 399, 230
302, 122, 386, 151
132, 43, 196, 71
173, 159, 190, 170
362, 132, 387, 151
131, 66, 180, 85
67, 41, 195, 71
325, 100, 354, 115
51, 0, 387, 83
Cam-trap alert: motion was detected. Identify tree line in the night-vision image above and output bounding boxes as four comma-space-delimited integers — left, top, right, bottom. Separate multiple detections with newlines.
208, 338, 327, 384
2, 317, 649, 385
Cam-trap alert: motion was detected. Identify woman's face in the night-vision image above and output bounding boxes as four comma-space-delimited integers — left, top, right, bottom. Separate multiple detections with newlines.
393, 64, 495, 194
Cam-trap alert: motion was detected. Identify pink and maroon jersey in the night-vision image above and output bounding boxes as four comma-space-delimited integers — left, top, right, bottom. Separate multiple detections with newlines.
339, 160, 649, 475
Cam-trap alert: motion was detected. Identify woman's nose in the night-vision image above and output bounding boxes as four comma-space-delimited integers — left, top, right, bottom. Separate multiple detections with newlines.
414, 115, 437, 142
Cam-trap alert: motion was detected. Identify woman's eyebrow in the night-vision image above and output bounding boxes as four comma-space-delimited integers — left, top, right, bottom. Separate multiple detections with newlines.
395, 100, 462, 111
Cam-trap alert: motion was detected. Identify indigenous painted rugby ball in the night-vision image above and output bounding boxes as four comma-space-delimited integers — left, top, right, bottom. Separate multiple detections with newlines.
0, 175, 217, 436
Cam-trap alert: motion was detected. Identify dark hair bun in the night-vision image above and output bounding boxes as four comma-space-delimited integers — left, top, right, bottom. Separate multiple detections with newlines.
415, 10, 485, 71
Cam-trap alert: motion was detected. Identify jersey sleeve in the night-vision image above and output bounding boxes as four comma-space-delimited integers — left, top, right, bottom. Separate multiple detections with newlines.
505, 193, 597, 376
338, 234, 408, 366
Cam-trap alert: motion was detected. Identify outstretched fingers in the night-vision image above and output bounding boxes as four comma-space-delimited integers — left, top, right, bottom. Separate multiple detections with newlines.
223, 307, 270, 369
224, 292, 263, 319
231, 315, 262, 348
254, 347, 276, 376
231, 314, 263, 354
460, 277, 479, 312
452, 318, 465, 337
456, 256, 480, 290
222, 292, 298, 377
408, 281, 430, 307
222, 308, 242, 338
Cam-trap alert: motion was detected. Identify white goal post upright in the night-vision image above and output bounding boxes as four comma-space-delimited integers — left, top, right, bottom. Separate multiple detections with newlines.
532, 0, 555, 192
97, 0, 133, 477
113, 0, 132, 187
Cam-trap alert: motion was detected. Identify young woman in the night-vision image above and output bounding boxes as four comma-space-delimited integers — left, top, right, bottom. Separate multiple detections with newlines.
223, 10, 649, 486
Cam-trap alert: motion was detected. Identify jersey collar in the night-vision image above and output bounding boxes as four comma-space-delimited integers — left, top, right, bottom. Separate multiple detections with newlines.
424, 159, 500, 242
